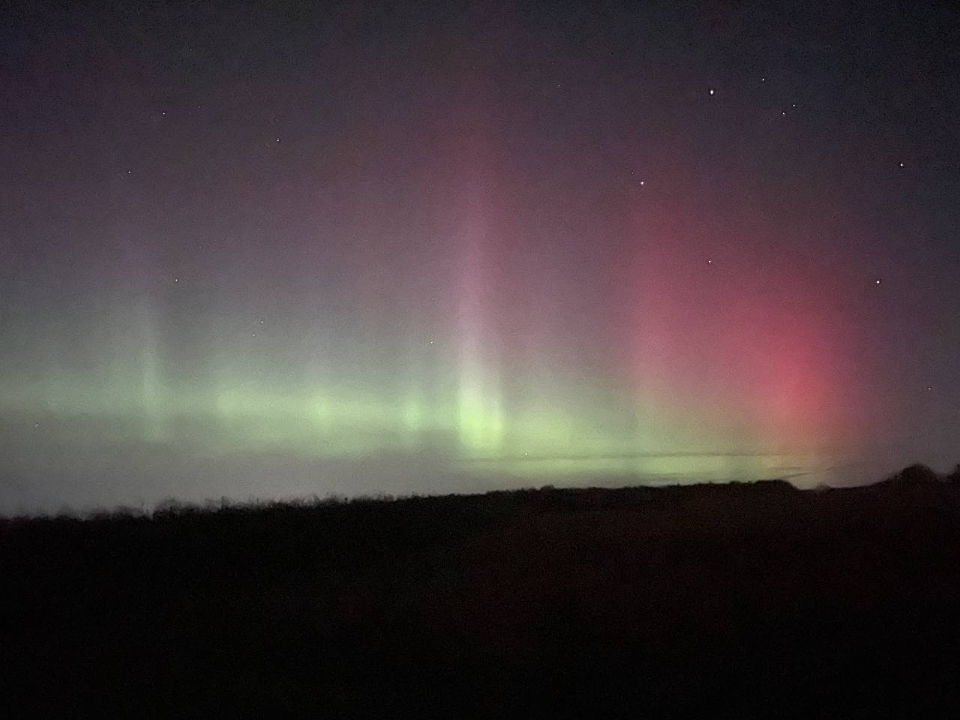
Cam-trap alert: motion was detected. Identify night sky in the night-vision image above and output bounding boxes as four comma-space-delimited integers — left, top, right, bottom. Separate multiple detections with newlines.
2, 0, 958, 512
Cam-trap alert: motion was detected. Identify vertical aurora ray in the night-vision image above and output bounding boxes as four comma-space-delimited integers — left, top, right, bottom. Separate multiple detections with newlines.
454, 194, 505, 457
302, 321, 335, 439
396, 330, 427, 449
136, 297, 165, 442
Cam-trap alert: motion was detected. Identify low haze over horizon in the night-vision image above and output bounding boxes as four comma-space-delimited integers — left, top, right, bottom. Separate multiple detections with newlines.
2, 0, 959, 512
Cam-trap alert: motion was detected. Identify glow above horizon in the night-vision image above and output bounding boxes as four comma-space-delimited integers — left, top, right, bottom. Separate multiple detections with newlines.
2, 1, 957, 512
0, 185, 875, 506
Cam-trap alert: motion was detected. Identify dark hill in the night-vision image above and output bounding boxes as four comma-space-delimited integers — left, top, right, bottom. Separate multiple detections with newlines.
881, 463, 944, 485
4, 472, 960, 717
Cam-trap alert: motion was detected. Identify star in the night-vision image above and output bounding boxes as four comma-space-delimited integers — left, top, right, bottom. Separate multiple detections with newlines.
706, 259, 713, 265
708, 88, 715, 96
899, 162, 905, 168
639, 180, 645, 186
874, 278, 881, 285
174, 277, 179, 283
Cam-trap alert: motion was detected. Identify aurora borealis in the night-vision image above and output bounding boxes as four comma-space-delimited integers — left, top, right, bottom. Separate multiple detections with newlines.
2, 1, 959, 511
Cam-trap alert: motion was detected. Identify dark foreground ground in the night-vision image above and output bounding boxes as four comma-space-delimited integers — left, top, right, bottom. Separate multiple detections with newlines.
4, 466, 960, 717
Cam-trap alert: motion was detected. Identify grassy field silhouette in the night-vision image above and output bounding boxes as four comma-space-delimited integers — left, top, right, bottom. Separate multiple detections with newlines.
4, 465, 960, 716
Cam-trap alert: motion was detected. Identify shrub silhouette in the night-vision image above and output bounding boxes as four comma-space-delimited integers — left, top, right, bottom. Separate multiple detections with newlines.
886, 463, 942, 484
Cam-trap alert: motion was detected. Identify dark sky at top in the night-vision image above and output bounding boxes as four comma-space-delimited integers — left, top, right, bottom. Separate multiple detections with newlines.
1, 0, 958, 511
